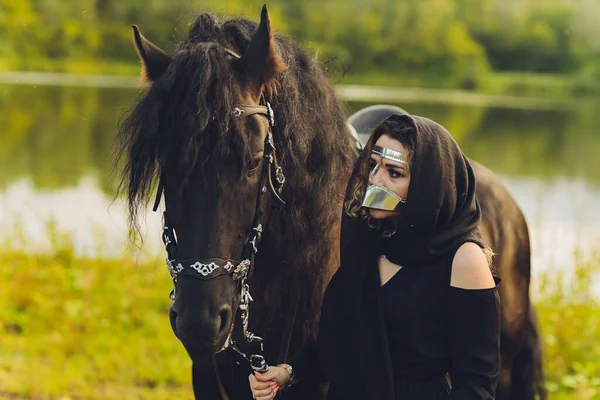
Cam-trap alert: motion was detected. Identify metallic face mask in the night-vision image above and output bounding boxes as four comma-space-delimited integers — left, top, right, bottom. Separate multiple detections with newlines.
361, 145, 408, 210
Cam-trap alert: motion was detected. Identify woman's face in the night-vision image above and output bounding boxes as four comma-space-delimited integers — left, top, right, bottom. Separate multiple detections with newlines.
367, 135, 411, 221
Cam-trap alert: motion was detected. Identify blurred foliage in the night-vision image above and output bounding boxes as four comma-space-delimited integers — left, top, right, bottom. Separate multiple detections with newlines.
1, 230, 599, 398
1, 0, 600, 90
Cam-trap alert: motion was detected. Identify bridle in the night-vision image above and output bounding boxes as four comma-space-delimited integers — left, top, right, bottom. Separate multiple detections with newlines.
152, 88, 285, 373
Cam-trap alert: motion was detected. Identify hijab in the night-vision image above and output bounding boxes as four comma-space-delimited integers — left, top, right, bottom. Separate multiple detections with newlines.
316, 114, 484, 399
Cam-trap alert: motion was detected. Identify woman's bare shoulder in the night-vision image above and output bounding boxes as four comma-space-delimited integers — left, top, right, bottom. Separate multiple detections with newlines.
450, 242, 495, 289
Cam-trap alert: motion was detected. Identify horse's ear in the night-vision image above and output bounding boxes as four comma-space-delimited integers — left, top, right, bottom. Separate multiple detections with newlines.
132, 25, 171, 83
240, 5, 287, 97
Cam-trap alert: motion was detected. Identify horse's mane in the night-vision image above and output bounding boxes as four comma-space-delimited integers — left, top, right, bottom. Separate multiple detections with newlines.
116, 12, 355, 344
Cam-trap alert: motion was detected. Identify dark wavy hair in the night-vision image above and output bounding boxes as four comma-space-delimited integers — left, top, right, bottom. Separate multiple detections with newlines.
345, 117, 416, 221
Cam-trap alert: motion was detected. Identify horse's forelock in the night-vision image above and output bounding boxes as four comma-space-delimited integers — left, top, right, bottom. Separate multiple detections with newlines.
186, 13, 225, 44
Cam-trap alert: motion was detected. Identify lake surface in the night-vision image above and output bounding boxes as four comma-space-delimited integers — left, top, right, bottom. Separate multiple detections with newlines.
1, 83, 599, 297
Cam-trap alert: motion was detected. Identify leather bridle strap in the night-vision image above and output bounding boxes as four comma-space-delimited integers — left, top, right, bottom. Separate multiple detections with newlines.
152, 173, 164, 212
232, 105, 269, 118
224, 48, 241, 59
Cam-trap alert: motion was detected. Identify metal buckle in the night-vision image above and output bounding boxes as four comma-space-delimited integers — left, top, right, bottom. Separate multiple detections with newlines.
233, 107, 245, 117
267, 132, 276, 151
166, 258, 177, 279
266, 102, 275, 127
250, 354, 268, 372
250, 224, 263, 253
275, 166, 285, 185
250, 237, 259, 254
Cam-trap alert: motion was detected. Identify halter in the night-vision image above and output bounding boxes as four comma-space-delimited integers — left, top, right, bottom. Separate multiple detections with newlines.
152, 90, 285, 372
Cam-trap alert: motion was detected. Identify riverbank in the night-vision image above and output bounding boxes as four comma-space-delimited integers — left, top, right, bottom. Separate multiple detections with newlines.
0, 71, 577, 111
342, 71, 600, 99
2, 60, 600, 100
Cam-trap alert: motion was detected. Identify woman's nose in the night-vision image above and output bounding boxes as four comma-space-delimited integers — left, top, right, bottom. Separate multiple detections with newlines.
371, 166, 385, 186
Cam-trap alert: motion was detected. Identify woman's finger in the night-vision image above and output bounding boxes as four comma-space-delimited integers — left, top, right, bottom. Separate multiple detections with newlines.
248, 374, 273, 391
252, 386, 275, 399
254, 370, 279, 381
255, 386, 278, 400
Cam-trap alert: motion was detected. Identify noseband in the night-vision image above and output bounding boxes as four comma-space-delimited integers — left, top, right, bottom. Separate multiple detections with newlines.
152, 90, 285, 372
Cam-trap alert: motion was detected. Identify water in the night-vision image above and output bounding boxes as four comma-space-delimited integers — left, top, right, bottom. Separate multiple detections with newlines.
1, 84, 599, 296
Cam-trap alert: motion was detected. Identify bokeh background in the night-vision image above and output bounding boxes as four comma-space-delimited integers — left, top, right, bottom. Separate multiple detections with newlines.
1, 0, 599, 399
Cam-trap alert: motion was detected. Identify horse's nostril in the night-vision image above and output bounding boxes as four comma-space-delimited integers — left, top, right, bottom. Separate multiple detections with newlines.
218, 306, 232, 337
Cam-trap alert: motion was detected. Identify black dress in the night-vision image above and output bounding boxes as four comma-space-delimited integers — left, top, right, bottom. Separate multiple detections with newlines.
380, 254, 501, 399
290, 252, 501, 400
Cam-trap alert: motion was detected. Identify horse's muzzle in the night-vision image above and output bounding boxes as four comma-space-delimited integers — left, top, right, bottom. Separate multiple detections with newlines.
168, 280, 234, 359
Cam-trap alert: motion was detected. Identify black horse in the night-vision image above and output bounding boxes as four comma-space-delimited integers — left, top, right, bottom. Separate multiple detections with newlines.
116, 6, 544, 400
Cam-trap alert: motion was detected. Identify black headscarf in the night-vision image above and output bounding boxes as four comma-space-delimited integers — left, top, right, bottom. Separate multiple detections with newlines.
316, 114, 484, 399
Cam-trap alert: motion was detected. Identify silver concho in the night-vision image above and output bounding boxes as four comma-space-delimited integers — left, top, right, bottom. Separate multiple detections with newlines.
189, 261, 220, 277
223, 261, 235, 272
233, 260, 251, 281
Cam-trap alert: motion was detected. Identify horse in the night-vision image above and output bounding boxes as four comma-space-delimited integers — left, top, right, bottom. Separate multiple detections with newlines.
116, 6, 544, 400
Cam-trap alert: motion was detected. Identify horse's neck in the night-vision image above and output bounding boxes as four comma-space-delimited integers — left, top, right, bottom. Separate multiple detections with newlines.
250, 201, 344, 362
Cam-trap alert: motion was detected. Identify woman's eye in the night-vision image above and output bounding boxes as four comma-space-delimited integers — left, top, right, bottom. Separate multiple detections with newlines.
389, 170, 404, 178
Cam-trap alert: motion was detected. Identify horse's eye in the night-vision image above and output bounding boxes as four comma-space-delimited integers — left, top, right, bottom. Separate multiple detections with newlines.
247, 156, 262, 174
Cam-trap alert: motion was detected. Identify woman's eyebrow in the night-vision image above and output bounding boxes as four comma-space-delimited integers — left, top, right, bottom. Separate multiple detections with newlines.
384, 162, 406, 170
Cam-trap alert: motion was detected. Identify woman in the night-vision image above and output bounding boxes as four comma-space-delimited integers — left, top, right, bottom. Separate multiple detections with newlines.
249, 114, 501, 399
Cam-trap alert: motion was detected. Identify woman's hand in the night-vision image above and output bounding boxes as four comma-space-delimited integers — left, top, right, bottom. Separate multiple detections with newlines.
248, 367, 291, 399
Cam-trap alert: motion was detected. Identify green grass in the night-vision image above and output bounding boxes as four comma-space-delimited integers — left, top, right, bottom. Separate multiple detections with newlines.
536, 251, 600, 399
1, 237, 599, 399
0, 242, 192, 399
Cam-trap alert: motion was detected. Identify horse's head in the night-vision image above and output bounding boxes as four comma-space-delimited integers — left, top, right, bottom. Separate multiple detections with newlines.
119, 6, 287, 359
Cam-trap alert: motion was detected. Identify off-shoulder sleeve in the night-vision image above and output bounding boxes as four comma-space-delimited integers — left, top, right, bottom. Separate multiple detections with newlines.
288, 340, 328, 385
448, 277, 501, 399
